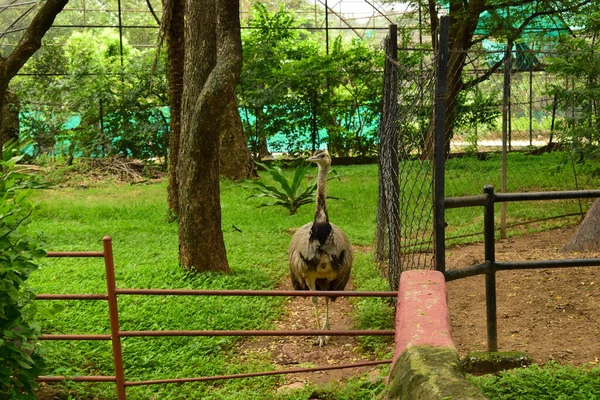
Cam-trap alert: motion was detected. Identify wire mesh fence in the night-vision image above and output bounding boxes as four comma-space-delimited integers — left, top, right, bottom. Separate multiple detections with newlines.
376, 25, 438, 290
377, 22, 600, 288
444, 46, 600, 245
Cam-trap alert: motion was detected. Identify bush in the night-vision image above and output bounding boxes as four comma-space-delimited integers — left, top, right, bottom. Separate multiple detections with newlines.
0, 140, 47, 398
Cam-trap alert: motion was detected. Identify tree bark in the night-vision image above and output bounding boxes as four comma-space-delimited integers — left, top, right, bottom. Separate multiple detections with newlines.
164, 0, 185, 219
560, 199, 600, 252
422, 0, 483, 160
0, 89, 20, 150
219, 95, 255, 180
0, 0, 68, 138
177, 0, 242, 272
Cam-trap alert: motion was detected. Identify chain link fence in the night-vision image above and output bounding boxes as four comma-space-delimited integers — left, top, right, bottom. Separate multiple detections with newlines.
376, 26, 438, 291
377, 23, 600, 289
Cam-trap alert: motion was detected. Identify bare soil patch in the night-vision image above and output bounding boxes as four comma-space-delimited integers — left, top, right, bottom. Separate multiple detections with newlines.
237, 277, 390, 393
447, 227, 600, 366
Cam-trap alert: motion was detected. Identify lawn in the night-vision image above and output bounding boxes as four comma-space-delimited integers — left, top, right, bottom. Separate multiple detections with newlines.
28, 152, 600, 399
30, 163, 388, 399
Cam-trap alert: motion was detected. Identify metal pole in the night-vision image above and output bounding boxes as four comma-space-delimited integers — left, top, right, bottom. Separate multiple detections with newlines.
483, 186, 498, 352
103, 237, 127, 400
325, 0, 329, 55
100, 99, 105, 157
117, 0, 124, 67
384, 24, 400, 290
501, 40, 512, 239
434, 16, 449, 272
529, 69, 533, 146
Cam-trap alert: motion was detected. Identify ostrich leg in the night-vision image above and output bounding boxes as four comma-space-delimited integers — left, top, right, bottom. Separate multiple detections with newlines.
307, 280, 328, 346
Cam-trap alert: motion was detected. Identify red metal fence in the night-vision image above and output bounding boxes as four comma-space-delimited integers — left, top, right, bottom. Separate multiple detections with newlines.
36, 236, 395, 399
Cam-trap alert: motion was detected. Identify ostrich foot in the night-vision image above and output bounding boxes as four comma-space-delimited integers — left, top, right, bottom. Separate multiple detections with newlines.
314, 335, 330, 347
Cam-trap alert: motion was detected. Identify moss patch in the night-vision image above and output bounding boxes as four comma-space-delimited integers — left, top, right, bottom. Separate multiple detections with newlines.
387, 346, 487, 399
462, 351, 532, 374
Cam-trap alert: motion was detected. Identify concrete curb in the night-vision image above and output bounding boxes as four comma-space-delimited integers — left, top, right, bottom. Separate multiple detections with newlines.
387, 270, 487, 399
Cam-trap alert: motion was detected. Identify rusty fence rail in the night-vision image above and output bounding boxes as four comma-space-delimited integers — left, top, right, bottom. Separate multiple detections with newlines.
36, 237, 395, 399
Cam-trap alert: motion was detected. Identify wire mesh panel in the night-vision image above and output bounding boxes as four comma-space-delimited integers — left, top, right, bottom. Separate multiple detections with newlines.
376, 26, 438, 290
444, 45, 600, 245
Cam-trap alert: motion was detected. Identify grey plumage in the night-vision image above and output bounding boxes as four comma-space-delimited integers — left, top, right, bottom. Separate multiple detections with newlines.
288, 149, 353, 346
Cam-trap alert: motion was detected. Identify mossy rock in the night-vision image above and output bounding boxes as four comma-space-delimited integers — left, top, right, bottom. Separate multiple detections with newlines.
387, 346, 487, 399
461, 351, 532, 374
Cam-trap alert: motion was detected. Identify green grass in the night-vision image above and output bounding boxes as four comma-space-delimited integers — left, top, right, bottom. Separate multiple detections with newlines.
29, 166, 386, 399
469, 362, 600, 399
28, 153, 600, 399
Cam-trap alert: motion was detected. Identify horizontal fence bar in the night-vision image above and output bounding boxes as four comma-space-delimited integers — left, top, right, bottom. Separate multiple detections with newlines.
494, 190, 600, 203
445, 194, 487, 209
38, 375, 116, 382
124, 360, 392, 386
115, 289, 398, 297
446, 190, 600, 210
496, 258, 600, 270
444, 263, 490, 281
35, 293, 108, 300
39, 334, 112, 341
120, 329, 395, 338
444, 258, 600, 280
46, 251, 105, 258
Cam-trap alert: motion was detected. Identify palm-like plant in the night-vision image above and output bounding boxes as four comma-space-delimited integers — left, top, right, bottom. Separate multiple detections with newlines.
247, 161, 339, 215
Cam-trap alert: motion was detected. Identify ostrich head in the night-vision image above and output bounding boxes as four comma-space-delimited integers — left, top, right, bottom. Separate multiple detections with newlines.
307, 149, 331, 167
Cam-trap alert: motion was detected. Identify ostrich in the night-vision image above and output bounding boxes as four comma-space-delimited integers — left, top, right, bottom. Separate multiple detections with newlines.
288, 149, 353, 347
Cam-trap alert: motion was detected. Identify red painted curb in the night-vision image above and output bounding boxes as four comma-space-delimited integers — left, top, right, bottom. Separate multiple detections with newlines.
392, 270, 455, 364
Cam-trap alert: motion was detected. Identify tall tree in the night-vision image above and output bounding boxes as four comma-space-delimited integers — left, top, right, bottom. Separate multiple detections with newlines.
164, 0, 252, 219
0, 0, 68, 140
177, 0, 242, 272
423, 0, 595, 157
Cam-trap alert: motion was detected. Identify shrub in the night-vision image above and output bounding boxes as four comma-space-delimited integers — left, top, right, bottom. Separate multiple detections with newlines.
0, 140, 47, 398
245, 161, 317, 215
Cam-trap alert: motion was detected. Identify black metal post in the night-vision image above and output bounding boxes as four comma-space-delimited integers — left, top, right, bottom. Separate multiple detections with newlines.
483, 185, 498, 352
117, 0, 124, 68
100, 99, 105, 157
434, 16, 449, 272
529, 69, 533, 146
325, 0, 329, 55
383, 24, 400, 290
311, 90, 318, 152
501, 40, 512, 238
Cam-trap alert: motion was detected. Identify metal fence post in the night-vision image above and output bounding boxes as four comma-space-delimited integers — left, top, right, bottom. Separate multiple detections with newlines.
483, 186, 498, 352
103, 236, 127, 399
434, 16, 449, 272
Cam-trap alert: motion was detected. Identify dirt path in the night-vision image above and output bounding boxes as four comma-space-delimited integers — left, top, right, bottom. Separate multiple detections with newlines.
240, 227, 600, 392
447, 227, 600, 366
237, 277, 389, 393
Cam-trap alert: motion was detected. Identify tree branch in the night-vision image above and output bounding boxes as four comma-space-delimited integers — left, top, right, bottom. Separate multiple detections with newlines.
3, 0, 68, 79
145, 0, 160, 25
0, 4, 36, 40
463, 57, 505, 90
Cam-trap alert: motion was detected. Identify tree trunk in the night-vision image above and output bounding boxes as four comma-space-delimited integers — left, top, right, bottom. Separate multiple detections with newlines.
0, 89, 20, 150
421, 0, 486, 159
177, 0, 242, 273
165, 0, 185, 219
560, 199, 600, 252
220, 95, 255, 180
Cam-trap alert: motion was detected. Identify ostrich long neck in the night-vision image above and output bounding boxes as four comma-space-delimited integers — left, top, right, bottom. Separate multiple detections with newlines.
314, 163, 330, 224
